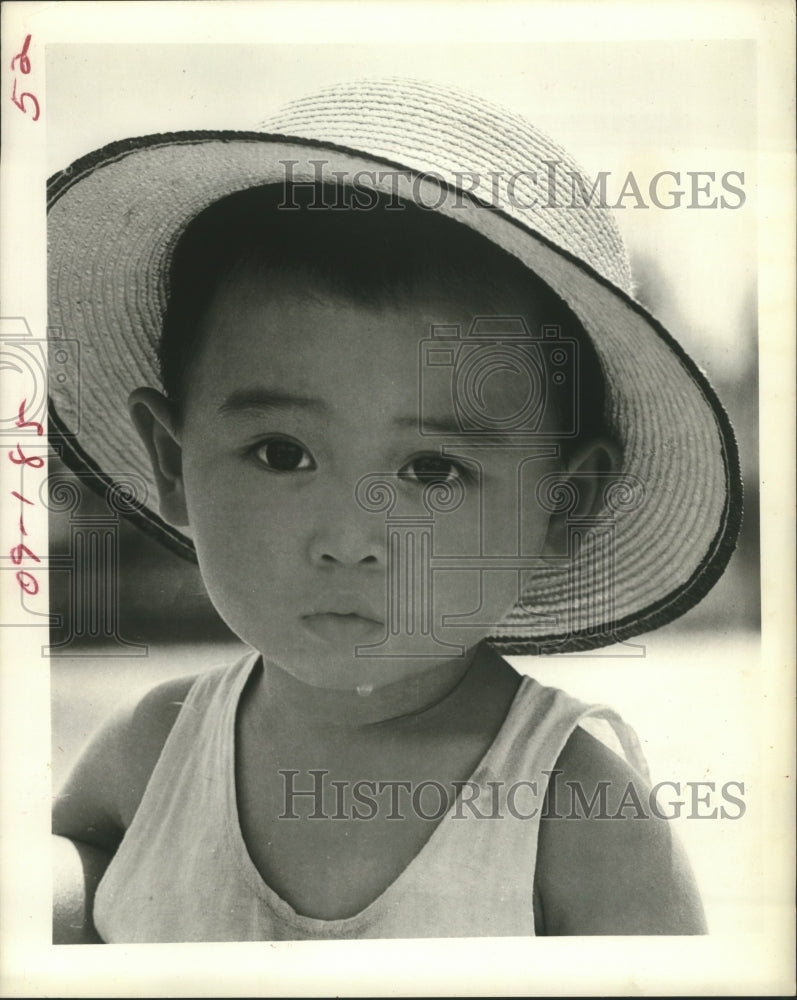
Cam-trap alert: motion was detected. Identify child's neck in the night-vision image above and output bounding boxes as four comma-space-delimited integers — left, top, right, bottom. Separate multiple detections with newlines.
256, 647, 483, 732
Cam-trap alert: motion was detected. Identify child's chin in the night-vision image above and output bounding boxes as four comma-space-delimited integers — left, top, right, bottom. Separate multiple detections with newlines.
269, 644, 472, 695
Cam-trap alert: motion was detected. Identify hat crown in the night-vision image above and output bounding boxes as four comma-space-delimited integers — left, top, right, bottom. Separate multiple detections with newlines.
262, 77, 633, 294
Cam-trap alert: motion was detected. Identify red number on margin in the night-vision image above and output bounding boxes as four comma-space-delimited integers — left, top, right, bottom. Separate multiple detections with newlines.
10, 35, 32, 74
15, 400, 44, 435
8, 445, 44, 469
10, 543, 41, 566
16, 571, 39, 596
11, 78, 40, 122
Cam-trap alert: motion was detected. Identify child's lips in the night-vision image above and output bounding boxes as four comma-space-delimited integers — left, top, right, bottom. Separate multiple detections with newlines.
301, 597, 384, 642
300, 611, 385, 644
304, 596, 383, 623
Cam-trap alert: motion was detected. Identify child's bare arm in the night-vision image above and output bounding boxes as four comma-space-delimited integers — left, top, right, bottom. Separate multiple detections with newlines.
52, 699, 132, 943
53, 835, 111, 943
52, 674, 197, 943
535, 727, 707, 935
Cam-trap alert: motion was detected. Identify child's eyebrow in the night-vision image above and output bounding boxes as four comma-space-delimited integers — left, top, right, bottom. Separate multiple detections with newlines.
393, 415, 518, 445
217, 388, 328, 417
394, 415, 459, 435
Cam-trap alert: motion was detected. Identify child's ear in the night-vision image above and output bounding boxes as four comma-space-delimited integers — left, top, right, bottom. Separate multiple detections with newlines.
543, 438, 621, 554
128, 388, 189, 527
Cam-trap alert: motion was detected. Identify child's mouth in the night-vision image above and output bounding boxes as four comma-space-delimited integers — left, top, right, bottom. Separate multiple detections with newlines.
301, 612, 385, 644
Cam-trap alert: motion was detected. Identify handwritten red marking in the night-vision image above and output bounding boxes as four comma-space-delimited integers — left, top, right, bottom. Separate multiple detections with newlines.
8, 445, 44, 469
10, 398, 45, 599
10, 543, 40, 566
15, 571, 39, 596
10, 35, 39, 122
16, 400, 43, 435
12, 488, 34, 536
10, 35, 32, 74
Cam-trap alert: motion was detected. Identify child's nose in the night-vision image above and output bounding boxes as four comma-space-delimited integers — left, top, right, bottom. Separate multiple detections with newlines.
307, 505, 386, 569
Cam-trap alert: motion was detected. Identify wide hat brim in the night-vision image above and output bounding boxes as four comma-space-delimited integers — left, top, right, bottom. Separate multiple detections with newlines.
47, 78, 742, 654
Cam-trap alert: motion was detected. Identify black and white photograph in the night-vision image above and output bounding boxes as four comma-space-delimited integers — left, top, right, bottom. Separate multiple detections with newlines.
0, 1, 793, 996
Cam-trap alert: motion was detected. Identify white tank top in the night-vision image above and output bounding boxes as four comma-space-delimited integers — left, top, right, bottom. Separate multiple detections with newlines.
94, 652, 648, 942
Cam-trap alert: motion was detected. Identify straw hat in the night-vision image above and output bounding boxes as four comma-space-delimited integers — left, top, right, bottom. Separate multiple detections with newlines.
47, 77, 742, 654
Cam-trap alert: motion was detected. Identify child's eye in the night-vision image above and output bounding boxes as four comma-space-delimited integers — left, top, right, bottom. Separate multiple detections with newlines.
251, 437, 316, 473
399, 455, 472, 486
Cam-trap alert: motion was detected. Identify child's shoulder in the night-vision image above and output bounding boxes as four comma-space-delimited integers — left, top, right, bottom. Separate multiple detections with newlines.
53, 671, 201, 848
119, 673, 200, 816
538, 725, 707, 934
91, 658, 253, 821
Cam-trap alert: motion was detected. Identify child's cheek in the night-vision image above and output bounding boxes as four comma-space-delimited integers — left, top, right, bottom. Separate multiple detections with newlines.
429, 495, 515, 634
177, 459, 291, 608
428, 469, 555, 635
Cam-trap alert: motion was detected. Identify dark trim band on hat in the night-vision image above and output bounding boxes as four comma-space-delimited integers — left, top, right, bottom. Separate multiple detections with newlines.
48, 406, 196, 560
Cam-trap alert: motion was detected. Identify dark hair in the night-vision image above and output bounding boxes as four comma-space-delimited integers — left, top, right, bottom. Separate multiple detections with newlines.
160, 184, 612, 454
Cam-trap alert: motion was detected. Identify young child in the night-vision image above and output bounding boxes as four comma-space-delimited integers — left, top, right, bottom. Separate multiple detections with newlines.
49, 78, 741, 942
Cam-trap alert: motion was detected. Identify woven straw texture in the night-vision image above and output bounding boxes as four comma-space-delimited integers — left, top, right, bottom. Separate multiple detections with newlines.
47, 78, 741, 653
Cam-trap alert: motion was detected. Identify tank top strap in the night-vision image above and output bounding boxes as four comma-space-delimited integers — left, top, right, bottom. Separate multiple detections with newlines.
479, 673, 649, 788
93, 651, 259, 942
372, 672, 650, 939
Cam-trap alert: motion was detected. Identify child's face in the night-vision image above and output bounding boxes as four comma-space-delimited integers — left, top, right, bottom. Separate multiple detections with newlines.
152, 268, 566, 692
